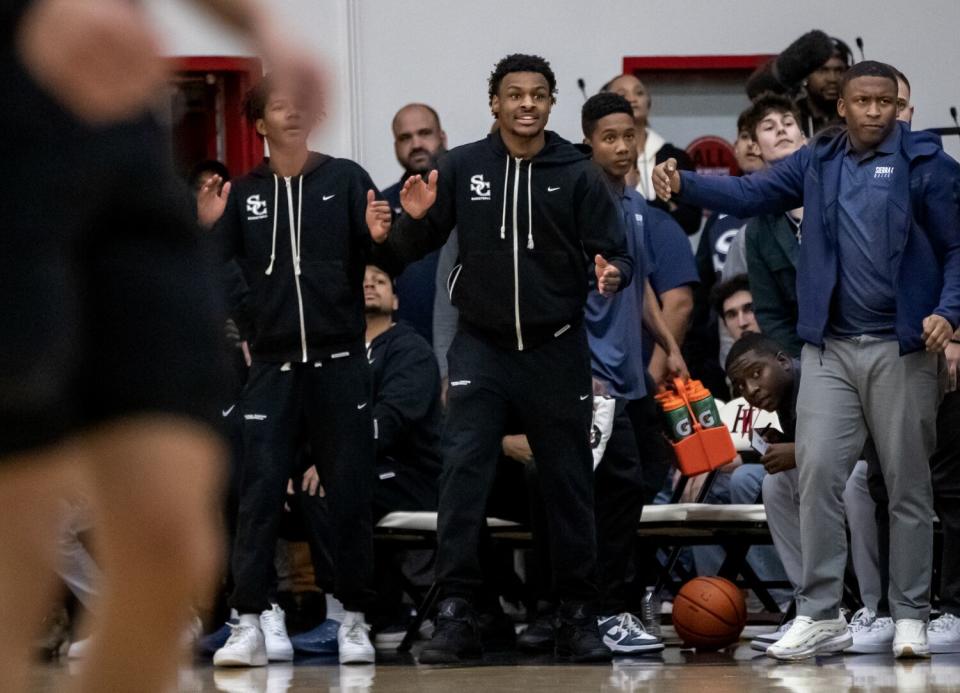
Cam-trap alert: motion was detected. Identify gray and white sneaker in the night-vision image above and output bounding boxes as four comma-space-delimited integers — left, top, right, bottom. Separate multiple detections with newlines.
750, 618, 795, 652
213, 620, 268, 667
892, 618, 929, 659
597, 612, 664, 654
928, 612, 960, 654
260, 604, 294, 662
766, 614, 851, 661
848, 607, 894, 654
339, 611, 375, 664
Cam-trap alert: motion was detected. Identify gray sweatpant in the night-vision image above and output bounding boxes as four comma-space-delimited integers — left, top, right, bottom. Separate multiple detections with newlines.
796, 337, 940, 621
763, 461, 881, 611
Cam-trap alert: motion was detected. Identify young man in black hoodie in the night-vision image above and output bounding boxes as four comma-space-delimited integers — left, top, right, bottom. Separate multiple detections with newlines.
366, 53, 633, 664
206, 75, 381, 667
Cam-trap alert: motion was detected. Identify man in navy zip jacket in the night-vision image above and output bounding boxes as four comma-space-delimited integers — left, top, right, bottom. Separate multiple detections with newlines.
654, 61, 960, 661
367, 54, 632, 664
207, 75, 382, 667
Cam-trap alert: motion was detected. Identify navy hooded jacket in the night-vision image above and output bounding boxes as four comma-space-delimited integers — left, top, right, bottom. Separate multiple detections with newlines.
676, 122, 960, 354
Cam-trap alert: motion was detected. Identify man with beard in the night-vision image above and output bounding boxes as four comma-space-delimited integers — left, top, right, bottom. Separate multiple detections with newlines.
382, 104, 449, 343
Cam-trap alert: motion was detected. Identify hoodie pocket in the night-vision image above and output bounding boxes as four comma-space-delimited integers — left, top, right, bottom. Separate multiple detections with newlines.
451, 251, 515, 331
520, 250, 583, 326
297, 259, 356, 332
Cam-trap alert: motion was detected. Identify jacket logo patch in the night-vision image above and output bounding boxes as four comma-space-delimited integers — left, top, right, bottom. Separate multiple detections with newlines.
246, 194, 269, 220
874, 165, 894, 179
469, 174, 491, 201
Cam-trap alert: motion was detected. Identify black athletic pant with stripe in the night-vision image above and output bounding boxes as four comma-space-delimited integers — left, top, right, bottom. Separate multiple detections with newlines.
436, 326, 600, 605
229, 354, 376, 614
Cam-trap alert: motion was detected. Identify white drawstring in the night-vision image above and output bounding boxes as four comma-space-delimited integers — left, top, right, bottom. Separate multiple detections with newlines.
264, 174, 279, 275
499, 155, 510, 239
295, 175, 304, 275
526, 161, 534, 250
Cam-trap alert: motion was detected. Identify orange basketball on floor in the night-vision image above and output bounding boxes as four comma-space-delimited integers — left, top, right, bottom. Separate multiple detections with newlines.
672, 577, 747, 650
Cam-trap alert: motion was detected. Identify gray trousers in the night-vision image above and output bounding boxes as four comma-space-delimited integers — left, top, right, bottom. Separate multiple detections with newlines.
796, 337, 940, 621
763, 460, 881, 611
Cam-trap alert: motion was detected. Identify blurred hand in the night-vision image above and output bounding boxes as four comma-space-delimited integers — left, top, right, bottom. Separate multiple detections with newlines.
197, 176, 232, 229
666, 350, 689, 382
301, 465, 323, 497
652, 157, 682, 202
761, 442, 797, 475
923, 314, 952, 352
17, 0, 167, 124
400, 171, 438, 220
946, 341, 960, 392
366, 190, 392, 243
502, 434, 533, 464
595, 255, 621, 296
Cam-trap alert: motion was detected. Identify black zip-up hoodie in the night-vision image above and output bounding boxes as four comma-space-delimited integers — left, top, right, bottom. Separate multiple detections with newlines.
376, 130, 633, 351
368, 322, 442, 482
217, 153, 381, 362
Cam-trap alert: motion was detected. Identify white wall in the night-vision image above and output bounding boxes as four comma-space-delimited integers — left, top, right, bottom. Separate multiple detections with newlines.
151, 0, 960, 185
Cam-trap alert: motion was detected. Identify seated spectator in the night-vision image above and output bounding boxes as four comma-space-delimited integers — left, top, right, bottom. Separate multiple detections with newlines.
711, 273, 759, 373
742, 93, 807, 357
363, 263, 443, 643
603, 73, 702, 234
725, 333, 883, 653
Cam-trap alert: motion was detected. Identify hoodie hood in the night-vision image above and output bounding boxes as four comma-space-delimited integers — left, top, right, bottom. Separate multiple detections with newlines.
249, 151, 332, 179
486, 129, 589, 166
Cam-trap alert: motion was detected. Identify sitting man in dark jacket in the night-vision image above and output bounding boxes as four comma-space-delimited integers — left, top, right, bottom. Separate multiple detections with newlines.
654, 61, 960, 661
363, 263, 442, 644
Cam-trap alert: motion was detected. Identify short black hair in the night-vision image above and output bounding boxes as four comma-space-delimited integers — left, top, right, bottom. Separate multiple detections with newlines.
725, 332, 787, 373
188, 159, 230, 189
744, 92, 802, 140
581, 92, 634, 137
242, 74, 275, 127
488, 54, 557, 105
840, 60, 898, 97
711, 273, 751, 316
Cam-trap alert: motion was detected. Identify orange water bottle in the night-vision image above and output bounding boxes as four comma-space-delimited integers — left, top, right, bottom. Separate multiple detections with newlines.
684, 379, 722, 429
655, 390, 695, 443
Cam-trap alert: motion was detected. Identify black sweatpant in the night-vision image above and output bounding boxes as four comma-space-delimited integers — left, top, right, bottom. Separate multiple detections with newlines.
436, 327, 599, 604
525, 406, 644, 614
868, 390, 960, 617
230, 355, 375, 614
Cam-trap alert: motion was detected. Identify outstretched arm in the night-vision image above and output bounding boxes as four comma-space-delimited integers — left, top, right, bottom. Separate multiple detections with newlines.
653, 151, 807, 219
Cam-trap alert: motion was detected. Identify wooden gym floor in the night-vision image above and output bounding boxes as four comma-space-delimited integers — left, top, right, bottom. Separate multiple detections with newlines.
29, 640, 960, 692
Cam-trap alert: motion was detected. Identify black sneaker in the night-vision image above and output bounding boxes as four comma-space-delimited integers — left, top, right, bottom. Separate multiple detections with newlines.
418, 597, 482, 664
478, 609, 517, 652
517, 613, 556, 653
555, 603, 612, 663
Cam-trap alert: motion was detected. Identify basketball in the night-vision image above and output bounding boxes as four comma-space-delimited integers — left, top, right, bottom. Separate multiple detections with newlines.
672, 577, 747, 650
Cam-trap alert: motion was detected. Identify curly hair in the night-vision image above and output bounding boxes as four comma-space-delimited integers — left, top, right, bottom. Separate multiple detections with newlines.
743, 92, 802, 140
581, 92, 634, 137
488, 53, 557, 105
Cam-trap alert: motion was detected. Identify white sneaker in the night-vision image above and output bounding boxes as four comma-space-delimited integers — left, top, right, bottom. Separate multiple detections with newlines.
213, 619, 268, 667
892, 618, 930, 658
67, 637, 90, 660
597, 612, 664, 654
766, 615, 851, 661
750, 618, 795, 652
260, 604, 294, 661
338, 611, 375, 664
847, 608, 894, 654
928, 612, 960, 653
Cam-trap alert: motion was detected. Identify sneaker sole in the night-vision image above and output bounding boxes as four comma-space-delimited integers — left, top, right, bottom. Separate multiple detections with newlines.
212, 652, 268, 667
893, 644, 931, 659
767, 632, 852, 661
846, 641, 894, 654
929, 641, 960, 654
418, 648, 482, 665
608, 644, 665, 655
340, 652, 376, 664
266, 647, 294, 662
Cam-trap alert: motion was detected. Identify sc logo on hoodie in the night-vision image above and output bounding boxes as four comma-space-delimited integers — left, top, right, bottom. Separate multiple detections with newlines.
469, 174, 491, 201
246, 194, 269, 221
